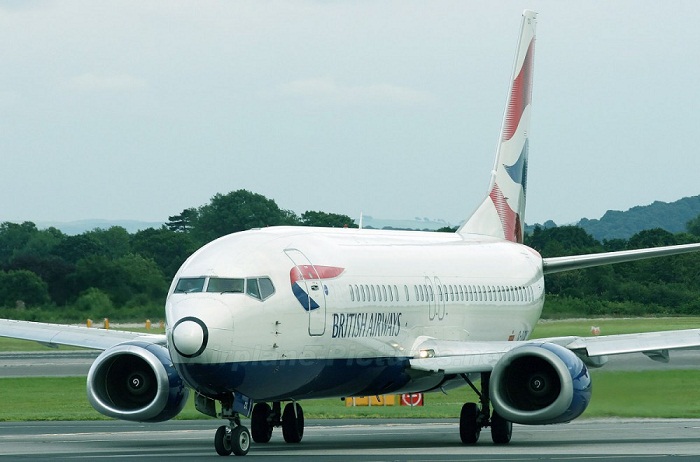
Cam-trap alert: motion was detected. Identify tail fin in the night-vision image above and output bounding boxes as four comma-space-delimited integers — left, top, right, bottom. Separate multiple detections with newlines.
458, 10, 537, 243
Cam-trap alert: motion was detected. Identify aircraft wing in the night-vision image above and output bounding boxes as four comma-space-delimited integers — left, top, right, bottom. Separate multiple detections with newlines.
542, 242, 700, 274
0, 318, 166, 351
409, 329, 700, 374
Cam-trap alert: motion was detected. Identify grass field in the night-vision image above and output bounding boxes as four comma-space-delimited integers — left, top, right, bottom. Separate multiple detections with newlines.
2, 369, 700, 421
1, 317, 699, 421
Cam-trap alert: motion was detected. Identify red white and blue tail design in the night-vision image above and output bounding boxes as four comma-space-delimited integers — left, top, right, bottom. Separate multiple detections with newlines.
458, 10, 536, 243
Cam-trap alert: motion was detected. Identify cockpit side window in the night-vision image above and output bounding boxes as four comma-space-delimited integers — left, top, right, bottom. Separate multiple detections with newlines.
258, 277, 275, 299
246, 278, 261, 299
174, 277, 206, 293
207, 278, 244, 293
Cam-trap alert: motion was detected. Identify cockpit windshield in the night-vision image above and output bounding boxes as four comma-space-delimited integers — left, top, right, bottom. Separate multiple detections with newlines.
174, 277, 206, 293
207, 278, 244, 293
173, 276, 275, 300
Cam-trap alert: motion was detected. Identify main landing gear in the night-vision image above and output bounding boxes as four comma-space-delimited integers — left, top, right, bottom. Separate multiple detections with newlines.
251, 401, 305, 444
459, 372, 512, 445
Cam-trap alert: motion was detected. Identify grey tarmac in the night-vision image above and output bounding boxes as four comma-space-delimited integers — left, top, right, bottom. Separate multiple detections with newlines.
0, 419, 699, 461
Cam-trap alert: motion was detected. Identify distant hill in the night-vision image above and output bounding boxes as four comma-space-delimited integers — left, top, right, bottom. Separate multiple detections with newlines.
527, 195, 700, 241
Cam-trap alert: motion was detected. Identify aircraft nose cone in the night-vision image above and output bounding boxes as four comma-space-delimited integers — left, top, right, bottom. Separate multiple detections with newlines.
171, 317, 208, 358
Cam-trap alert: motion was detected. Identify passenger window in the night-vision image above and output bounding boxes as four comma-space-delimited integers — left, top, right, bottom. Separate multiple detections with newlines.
175, 277, 206, 293
382, 285, 388, 302
207, 278, 244, 293
349, 285, 354, 302
246, 278, 261, 299
360, 285, 366, 302
371, 285, 376, 302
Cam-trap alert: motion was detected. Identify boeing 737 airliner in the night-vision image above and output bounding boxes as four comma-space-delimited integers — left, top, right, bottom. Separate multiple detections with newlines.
2, 10, 700, 457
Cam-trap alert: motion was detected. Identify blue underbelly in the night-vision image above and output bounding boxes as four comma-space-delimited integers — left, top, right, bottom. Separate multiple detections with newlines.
175, 356, 413, 401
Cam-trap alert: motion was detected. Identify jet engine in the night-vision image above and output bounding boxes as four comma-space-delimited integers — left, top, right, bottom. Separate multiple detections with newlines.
490, 342, 591, 425
87, 341, 189, 422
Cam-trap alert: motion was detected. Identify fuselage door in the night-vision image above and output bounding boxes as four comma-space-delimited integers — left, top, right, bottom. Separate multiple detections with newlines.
284, 249, 326, 336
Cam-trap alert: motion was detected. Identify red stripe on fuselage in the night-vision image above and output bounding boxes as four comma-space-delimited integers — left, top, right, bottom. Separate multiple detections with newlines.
290, 265, 345, 285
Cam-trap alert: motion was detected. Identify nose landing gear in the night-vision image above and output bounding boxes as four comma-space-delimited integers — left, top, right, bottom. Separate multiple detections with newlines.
214, 417, 251, 456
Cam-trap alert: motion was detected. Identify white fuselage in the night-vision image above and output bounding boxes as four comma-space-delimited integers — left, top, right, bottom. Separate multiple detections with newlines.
165, 226, 545, 401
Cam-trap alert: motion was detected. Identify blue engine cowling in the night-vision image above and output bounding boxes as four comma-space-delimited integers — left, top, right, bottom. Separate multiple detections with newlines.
87, 341, 189, 422
490, 342, 591, 425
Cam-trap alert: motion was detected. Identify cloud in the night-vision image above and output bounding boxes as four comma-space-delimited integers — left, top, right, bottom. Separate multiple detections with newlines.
271, 77, 434, 106
67, 73, 147, 92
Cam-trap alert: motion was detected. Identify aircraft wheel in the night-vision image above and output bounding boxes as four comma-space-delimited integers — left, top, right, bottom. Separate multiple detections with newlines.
459, 402, 481, 444
490, 411, 512, 445
231, 426, 251, 456
282, 402, 304, 443
251, 402, 273, 443
214, 425, 232, 456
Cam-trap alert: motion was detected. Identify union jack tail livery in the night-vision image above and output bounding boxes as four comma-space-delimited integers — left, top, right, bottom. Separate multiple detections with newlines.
459, 10, 536, 243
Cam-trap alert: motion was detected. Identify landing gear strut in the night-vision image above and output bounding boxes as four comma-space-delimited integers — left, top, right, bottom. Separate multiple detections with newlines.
459, 372, 512, 445
214, 396, 251, 456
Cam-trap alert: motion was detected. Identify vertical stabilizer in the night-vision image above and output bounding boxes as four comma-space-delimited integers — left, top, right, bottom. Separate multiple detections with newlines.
458, 10, 537, 243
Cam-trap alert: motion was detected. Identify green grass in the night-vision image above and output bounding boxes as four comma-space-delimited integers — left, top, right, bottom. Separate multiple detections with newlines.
2, 370, 700, 421
531, 316, 700, 338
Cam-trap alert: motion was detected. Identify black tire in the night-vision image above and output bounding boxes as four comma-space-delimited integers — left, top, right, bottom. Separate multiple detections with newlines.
490, 411, 512, 445
214, 425, 232, 456
459, 402, 480, 444
231, 426, 251, 456
251, 402, 273, 443
282, 402, 304, 443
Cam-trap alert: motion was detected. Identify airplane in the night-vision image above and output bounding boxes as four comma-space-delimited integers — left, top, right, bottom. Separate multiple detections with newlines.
2, 9, 700, 457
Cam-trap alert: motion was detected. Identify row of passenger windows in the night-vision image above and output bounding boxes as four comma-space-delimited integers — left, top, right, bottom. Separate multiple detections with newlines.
348, 283, 535, 304
174, 276, 275, 301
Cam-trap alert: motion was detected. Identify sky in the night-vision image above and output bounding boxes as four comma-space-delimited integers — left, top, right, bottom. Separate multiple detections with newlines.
2, 1, 699, 228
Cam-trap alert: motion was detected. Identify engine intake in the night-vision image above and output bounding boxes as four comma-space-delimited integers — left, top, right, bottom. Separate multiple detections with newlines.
490, 342, 591, 425
87, 341, 189, 422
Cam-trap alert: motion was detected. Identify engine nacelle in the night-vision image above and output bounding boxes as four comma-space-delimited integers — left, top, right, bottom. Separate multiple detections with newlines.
87, 341, 189, 422
490, 342, 591, 425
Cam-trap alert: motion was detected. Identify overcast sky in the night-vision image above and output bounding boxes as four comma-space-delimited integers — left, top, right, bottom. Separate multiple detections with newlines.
2, 1, 698, 227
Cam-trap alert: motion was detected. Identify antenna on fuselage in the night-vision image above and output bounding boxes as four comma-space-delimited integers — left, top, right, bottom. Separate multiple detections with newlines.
358, 212, 363, 230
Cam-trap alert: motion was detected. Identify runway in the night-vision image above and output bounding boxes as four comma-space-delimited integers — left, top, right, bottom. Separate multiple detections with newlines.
1, 418, 699, 461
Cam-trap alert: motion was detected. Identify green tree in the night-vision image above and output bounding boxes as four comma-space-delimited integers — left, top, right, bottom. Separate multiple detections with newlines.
166, 208, 199, 233
52, 234, 105, 264
72, 254, 167, 306
131, 227, 197, 279
0, 222, 40, 265
300, 211, 357, 228
687, 214, 700, 237
0, 269, 51, 307
192, 190, 299, 244
85, 227, 131, 259
74, 287, 113, 313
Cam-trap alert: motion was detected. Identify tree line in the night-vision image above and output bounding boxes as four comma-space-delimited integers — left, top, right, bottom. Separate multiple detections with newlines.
0, 190, 355, 321
1, 189, 699, 321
